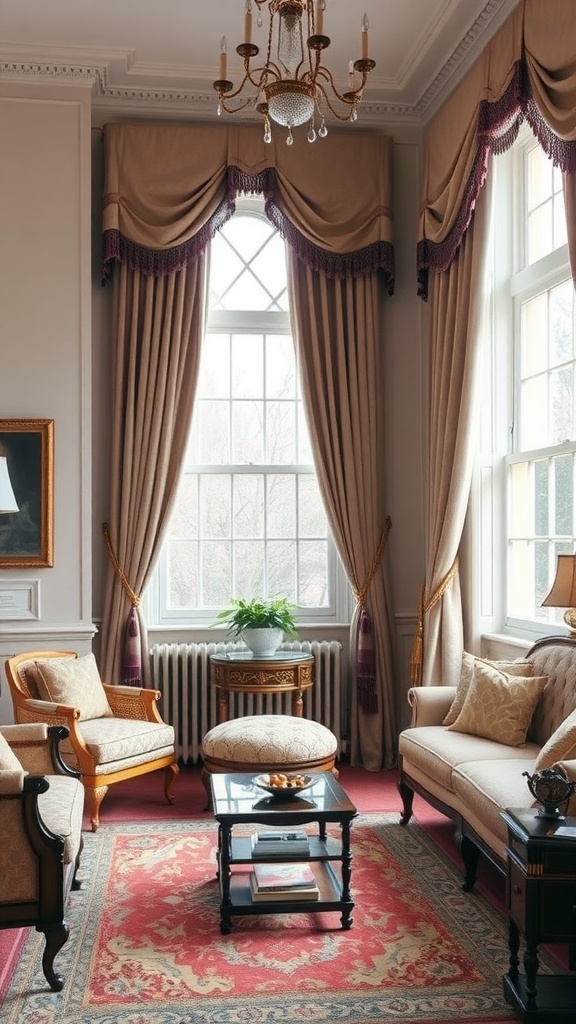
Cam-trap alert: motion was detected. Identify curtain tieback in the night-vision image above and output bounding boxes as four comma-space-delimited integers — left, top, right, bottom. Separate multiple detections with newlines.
102, 522, 140, 609
410, 556, 459, 685
353, 516, 392, 608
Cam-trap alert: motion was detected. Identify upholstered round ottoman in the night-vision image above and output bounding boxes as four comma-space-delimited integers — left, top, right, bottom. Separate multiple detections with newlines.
200, 714, 338, 807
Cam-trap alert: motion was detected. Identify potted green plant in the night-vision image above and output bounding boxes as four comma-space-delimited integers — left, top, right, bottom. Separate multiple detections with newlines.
213, 597, 298, 657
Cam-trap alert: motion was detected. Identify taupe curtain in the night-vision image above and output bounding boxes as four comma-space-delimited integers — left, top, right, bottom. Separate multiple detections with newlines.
287, 256, 396, 770
415, 0, 576, 686
101, 122, 395, 769
101, 260, 207, 685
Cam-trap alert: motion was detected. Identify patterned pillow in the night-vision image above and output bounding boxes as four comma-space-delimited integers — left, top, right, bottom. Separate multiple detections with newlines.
35, 653, 112, 721
447, 660, 547, 746
0, 731, 23, 771
443, 651, 534, 726
534, 708, 576, 771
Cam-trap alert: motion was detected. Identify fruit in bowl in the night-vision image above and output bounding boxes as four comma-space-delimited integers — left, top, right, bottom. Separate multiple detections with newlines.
253, 772, 313, 798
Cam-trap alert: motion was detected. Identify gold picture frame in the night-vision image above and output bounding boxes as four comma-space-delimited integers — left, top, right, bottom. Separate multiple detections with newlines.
0, 419, 54, 567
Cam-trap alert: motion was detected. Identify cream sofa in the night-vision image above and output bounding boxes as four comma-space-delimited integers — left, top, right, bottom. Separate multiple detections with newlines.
398, 635, 576, 889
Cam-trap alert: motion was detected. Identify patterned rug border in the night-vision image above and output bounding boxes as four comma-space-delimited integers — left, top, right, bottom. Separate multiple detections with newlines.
2, 813, 532, 1024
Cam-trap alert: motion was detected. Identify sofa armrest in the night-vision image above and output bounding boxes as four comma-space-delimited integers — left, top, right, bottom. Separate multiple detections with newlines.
407, 686, 456, 727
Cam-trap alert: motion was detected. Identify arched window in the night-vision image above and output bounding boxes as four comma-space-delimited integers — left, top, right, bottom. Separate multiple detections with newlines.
145, 195, 349, 628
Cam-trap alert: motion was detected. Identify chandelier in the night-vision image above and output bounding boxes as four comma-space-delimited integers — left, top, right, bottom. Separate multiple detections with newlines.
213, 1, 375, 145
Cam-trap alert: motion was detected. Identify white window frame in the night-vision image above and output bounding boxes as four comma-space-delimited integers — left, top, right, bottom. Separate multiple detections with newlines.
144, 199, 353, 630
478, 129, 574, 644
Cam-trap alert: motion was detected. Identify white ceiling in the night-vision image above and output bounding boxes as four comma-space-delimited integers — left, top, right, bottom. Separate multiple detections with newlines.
0, 0, 521, 125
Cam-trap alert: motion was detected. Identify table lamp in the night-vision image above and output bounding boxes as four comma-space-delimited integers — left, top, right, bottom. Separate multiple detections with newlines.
0, 456, 18, 513
541, 554, 576, 632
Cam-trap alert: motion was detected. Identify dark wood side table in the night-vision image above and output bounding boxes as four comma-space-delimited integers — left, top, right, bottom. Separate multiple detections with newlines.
210, 650, 314, 722
501, 807, 576, 1023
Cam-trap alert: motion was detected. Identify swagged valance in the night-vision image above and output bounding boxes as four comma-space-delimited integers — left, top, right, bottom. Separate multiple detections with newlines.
102, 122, 395, 293
418, 0, 576, 298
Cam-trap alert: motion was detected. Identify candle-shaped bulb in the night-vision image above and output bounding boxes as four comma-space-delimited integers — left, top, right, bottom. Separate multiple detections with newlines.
361, 14, 369, 60
348, 59, 354, 89
219, 36, 227, 80
244, 0, 253, 45
316, 0, 326, 36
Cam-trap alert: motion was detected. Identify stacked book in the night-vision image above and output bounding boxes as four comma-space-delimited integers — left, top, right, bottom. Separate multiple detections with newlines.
250, 861, 320, 902
251, 830, 310, 858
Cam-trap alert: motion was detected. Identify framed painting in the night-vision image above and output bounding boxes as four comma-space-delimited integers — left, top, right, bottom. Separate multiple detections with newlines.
0, 419, 54, 567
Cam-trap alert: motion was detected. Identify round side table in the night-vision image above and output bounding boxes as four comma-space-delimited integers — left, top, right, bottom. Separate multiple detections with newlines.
210, 651, 314, 722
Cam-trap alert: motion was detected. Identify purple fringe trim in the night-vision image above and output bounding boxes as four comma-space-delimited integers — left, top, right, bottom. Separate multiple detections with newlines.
418, 59, 576, 298
356, 606, 378, 716
103, 167, 395, 293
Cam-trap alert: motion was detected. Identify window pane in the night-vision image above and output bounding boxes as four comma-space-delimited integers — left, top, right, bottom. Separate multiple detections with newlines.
520, 375, 548, 449
200, 476, 230, 537
232, 401, 264, 463
266, 401, 296, 463
554, 454, 573, 535
521, 293, 548, 377
266, 335, 296, 399
299, 475, 327, 537
528, 202, 553, 263
550, 280, 574, 367
232, 335, 263, 398
234, 540, 265, 595
550, 365, 573, 444
201, 541, 232, 606
168, 542, 198, 607
534, 459, 548, 536
234, 474, 264, 537
268, 540, 297, 600
299, 540, 329, 606
197, 400, 230, 463
169, 474, 198, 538
268, 474, 296, 537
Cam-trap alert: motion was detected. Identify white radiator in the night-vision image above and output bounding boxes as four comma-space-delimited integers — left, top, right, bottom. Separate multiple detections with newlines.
150, 639, 343, 764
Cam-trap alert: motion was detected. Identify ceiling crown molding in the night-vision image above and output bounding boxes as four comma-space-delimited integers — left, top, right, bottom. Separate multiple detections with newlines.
0, 0, 519, 127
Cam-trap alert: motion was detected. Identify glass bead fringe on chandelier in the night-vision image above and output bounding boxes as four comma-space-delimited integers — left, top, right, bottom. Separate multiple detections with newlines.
213, 0, 375, 145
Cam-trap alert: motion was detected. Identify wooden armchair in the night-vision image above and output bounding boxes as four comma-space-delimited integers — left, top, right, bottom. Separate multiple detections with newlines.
5, 650, 179, 831
0, 722, 84, 991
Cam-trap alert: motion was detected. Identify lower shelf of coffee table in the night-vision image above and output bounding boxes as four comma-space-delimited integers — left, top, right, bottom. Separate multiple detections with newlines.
218, 857, 354, 931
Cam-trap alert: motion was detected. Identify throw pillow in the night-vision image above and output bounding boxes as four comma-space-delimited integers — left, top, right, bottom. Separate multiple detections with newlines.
35, 653, 112, 721
443, 652, 534, 726
534, 708, 576, 771
447, 660, 547, 746
0, 731, 24, 772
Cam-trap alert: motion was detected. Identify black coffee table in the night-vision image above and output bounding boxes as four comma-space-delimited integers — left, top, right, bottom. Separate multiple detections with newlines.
210, 771, 357, 934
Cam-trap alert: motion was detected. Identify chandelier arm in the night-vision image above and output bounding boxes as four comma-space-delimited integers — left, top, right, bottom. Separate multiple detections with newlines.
314, 82, 359, 123
313, 66, 367, 106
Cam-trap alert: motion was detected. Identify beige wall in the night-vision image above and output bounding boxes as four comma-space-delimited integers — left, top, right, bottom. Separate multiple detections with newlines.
0, 82, 95, 722
0, 82, 427, 729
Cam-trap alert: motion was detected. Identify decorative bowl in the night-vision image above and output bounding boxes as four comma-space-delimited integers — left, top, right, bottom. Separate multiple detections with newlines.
253, 772, 313, 799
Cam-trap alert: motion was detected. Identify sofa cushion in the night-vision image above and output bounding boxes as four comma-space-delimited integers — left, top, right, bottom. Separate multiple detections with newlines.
0, 731, 23, 772
447, 661, 547, 746
533, 707, 576, 770
451, 758, 538, 851
527, 643, 576, 744
35, 653, 112, 721
443, 651, 534, 726
399, 725, 540, 793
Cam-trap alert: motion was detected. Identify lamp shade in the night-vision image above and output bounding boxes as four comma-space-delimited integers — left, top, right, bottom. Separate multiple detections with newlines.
541, 554, 576, 608
0, 456, 18, 513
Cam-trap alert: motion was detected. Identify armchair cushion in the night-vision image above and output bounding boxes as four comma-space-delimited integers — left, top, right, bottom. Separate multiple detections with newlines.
0, 730, 24, 772
75, 716, 175, 770
35, 653, 112, 720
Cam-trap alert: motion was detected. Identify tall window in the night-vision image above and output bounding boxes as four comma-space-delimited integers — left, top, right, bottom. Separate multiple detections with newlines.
483, 133, 574, 637
145, 196, 348, 627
